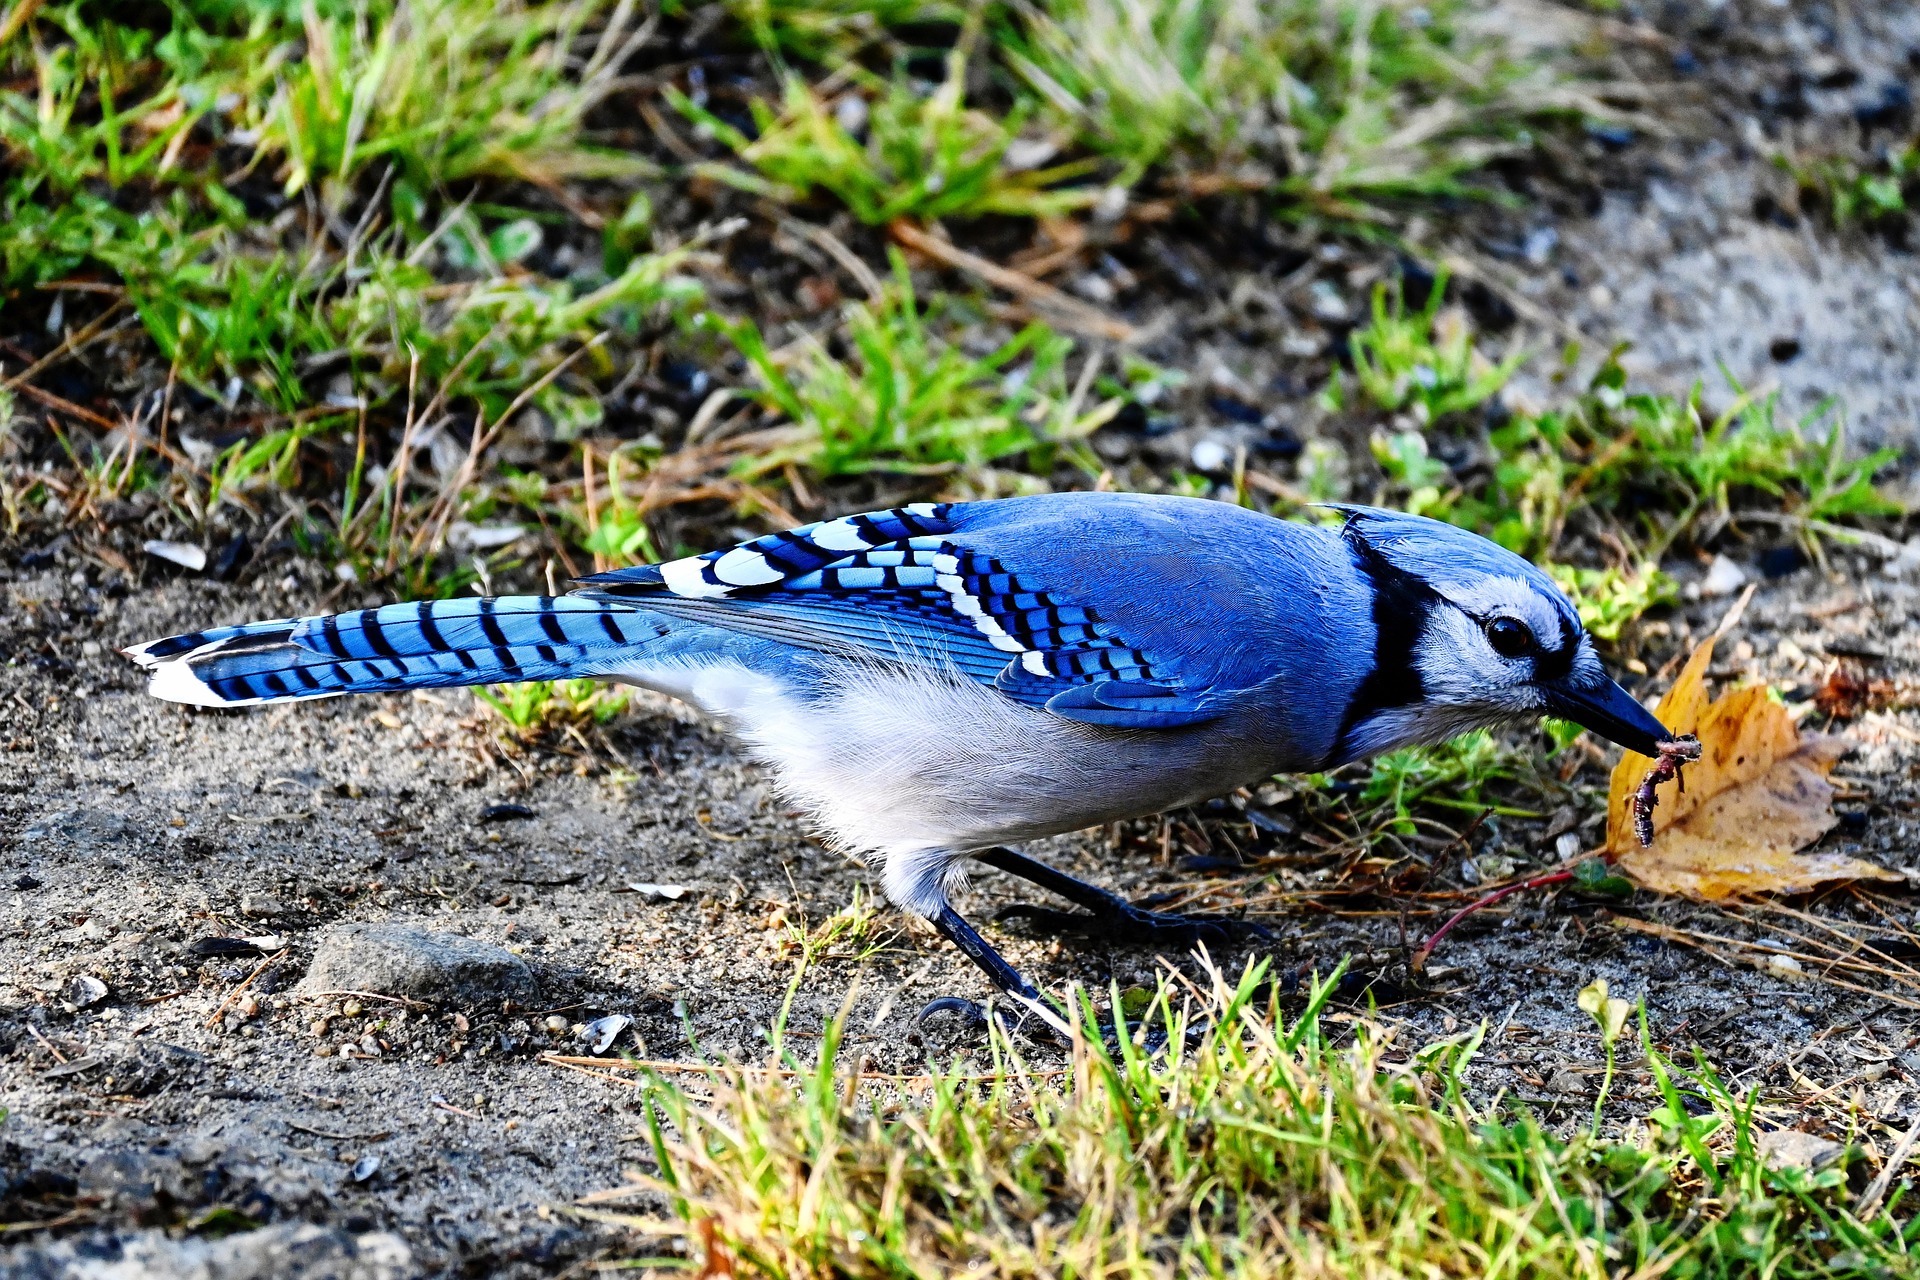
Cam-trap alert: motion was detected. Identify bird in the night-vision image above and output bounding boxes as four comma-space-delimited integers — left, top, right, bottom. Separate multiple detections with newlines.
126, 493, 1672, 1035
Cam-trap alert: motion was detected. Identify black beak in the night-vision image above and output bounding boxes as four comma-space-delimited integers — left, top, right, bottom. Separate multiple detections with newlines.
1543, 676, 1671, 757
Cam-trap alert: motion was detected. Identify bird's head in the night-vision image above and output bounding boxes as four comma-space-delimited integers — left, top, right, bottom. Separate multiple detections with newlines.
1329, 506, 1671, 763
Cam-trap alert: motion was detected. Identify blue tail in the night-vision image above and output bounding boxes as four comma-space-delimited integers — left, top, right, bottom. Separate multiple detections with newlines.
125, 596, 668, 708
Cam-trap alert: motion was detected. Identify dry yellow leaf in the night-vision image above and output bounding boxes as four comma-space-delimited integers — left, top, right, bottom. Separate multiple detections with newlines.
1604, 635, 1897, 900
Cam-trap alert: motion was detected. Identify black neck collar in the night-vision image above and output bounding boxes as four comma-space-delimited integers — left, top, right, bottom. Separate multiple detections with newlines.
1331, 522, 1439, 763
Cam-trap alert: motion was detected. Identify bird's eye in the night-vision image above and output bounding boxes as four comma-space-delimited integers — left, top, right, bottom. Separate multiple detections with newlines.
1485, 616, 1535, 659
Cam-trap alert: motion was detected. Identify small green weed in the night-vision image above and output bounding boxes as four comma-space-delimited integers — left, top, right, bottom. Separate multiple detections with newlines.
1345, 271, 1525, 424
671, 48, 1099, 224
724, 252, 1119, 476
1313, 727, 1543, 839
779, 885, 899, 969
475, 677, 630, 737
604, 962, 1918, 1277
1547, 562, 1677, 642
1782, 144, 1918, 228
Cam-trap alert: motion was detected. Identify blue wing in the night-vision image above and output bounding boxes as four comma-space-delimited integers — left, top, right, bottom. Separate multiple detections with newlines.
573, 500, 1223, 729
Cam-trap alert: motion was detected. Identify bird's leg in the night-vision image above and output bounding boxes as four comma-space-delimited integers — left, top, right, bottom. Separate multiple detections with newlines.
917, 905, 1070, 1041
974, 845, 1271, 946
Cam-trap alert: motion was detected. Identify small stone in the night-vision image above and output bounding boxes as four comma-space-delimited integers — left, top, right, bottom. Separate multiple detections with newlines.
1699, 554, 1747, 597
1545, 1066, 1589, 1096
296, 924, 539, 1007
63, 975, 108, 1008
311, 1019, 330, 1037
1309, 280, 1347, 323
13, 874, 41, 890
1757, 1129, 1843, 1171
543, 1015, 570, 1034
1189, 439, 1232, 473
314, 1043, 334, 1057
1071, 273, 1116, 304
340, 999, 364, 1018
241, 894, 285, 919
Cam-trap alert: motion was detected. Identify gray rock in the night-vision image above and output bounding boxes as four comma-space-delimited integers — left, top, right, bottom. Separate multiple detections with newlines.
1, 1223, 411, 1280
295, 925, 536, 1007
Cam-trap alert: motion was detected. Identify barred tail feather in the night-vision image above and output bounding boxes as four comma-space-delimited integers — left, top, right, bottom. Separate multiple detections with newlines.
124, 596, 667, 709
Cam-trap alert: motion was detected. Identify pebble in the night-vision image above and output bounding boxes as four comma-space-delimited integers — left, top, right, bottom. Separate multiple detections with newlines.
543, 1015, 570, 1034
1697, 554, 1747, 597
1189, 439, 1232, 473
340, 999, 364, 1018
295, 924, 538, 1007
63, 975, 108, 1008
1757, 1128, 1843, 1172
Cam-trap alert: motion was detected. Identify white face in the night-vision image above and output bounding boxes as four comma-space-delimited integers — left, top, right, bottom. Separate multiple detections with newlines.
1343, 574, 1598, 758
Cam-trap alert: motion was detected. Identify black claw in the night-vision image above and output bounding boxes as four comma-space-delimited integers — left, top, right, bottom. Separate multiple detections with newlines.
917, 995, 990, 1029
916, 995, 1064, 1044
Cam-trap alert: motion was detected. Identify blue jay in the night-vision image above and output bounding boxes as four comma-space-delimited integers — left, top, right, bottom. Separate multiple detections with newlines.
127, 494, 1670, 1033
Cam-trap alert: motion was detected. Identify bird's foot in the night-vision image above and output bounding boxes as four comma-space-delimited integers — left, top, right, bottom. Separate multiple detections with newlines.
993, 900, 1271, 947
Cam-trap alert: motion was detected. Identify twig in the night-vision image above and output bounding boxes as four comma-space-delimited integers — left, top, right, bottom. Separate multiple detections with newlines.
7, 378, 119, 431
285, 1120, 394, 1142
1858, 1110, 1920, 1215
203, 949, 288, 1028
25, 1021, 69, 1065
888, 219, 1137, 342
0, 0, 48, 55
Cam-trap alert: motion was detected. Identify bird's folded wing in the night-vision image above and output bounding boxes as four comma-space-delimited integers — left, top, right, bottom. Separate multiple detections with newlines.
573, 502, 1222, 729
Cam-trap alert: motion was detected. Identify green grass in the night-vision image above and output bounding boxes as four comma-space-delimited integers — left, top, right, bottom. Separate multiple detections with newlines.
723, 251, 1119, 477
672, 45, 1101, 225
0, 0, 709, 595
681, 0, 1591, 231
1781, 142, 1919, 229
475, 676, 632, 737
1000, 0, 1567, 213
592, 961, 1918, 1277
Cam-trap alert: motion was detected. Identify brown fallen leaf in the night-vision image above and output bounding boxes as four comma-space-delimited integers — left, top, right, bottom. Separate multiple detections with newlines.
1604, 634, 1897, 900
